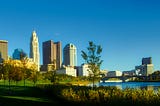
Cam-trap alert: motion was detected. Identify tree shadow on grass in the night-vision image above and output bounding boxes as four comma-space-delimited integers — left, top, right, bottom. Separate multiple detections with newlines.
0, 85, 60, 106
0, 96, 58, 106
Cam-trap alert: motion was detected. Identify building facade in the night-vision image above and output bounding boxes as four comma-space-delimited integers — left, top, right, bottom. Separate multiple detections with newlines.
12, 48, 27, 60
135, 57, 154, 76
123, 70, 135, 76
135, 64, 154, 76
42, 40, 62, 70
63, 43, 77, 67
0, 40, 8, 63
77, 64, 90, 76
56, 66, 77, 77
30, 30, 40, 71
142, 57, 152, 65
40, 64, 55, 72
107, 70, 122, 77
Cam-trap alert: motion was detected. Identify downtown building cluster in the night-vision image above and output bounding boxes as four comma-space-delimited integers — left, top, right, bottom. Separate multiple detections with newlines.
106, 57, 154, 78
0, 30, 154, 78
0, 30, 93, 77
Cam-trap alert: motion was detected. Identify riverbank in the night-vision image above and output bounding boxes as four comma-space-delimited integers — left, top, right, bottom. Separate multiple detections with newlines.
37, 83, 160, 106
59, 80, 91, 86
98, 81, 160, 91
1, 82, 160, 106
0, 85, 59, 106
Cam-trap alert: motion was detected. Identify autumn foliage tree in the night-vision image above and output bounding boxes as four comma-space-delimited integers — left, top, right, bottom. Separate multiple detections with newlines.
1, 58, 38, 87
29, 63, 39, 86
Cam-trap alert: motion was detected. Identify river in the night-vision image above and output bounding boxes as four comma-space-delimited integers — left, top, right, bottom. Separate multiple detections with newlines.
97, 82, 160, 91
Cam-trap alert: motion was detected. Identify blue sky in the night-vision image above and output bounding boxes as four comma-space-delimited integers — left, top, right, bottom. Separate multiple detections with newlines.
1, 0, 160, 71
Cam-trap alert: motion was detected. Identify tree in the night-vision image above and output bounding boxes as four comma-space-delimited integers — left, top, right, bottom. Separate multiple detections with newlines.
11, 60, 23, 85
12, 66, 23, 85
44, 59, 57, 84
21, 57, 30, 87
51, 59, 57, 84
29, 63, 39, 86
19, 50, 28, 86
3, 59, 13, 90
44, 71, 56, 83
149, 70, 160, 81
0, 63, 3, 80
81, 41, 103, 87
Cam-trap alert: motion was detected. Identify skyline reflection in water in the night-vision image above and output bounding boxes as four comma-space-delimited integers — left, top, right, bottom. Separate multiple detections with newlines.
98, 82, 160, 91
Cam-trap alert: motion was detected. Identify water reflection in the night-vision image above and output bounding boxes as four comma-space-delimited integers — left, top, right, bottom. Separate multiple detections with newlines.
141, 86, 154, 91
98, 82, 160, 91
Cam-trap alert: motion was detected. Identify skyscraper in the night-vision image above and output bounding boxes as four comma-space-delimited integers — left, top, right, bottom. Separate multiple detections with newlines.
142, 57, 152, 65
135, 57, 154, 76
0, 40, 8, 63
30, 30, 40, 71
63, 43, 77, 67
42, 40, 62, 69
12, 48, 27, 60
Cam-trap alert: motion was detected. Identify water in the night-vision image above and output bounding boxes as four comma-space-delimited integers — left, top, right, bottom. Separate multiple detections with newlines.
98, 82, 160, 91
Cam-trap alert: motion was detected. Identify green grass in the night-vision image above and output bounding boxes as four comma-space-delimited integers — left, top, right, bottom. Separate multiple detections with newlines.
0, 97, 56, 106
0, 96, 51, 103
0, 81, 60, 106
0, 79, 51, 87
4, 80, 160, 106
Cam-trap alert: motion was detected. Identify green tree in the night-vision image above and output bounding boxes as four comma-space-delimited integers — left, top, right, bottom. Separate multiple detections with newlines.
44, 59, 57, 84
1, 63, 8, 86
150, 70, 160, 81
81, 41, 103, 87
0, 63, 3, 80
51, 59, 57, 84
44, 71, 56, 83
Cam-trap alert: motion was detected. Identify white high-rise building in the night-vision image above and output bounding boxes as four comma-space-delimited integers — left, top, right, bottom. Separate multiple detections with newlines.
30, 30, 40, 71
63, 43, 77, 67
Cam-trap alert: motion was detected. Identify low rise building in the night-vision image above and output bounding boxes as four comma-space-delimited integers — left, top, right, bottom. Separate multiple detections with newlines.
100, 70, 108, 77
77, 64, 90, 77
135, 64, 154, 76
123, 70, 135, 76
56, 66, 77, 77
107, 70, 122, 77
77, 64, 107, 77
40, 64, 55, 72
135, 57, 154, 76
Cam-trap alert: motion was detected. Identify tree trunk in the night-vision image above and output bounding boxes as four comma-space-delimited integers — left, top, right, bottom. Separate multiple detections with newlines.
92, 77, 95, 88
4, 79, 5, 87
24, 79, 25, 87
9, 79, 11, 92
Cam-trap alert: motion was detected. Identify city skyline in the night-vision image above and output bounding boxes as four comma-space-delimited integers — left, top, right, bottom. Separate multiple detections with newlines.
1, 0, 160, 71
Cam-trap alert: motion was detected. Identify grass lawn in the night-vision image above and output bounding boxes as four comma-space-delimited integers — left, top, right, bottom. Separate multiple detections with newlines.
0, 80, 93, 106
0, 85, 60, 106
0, 80, 66, 106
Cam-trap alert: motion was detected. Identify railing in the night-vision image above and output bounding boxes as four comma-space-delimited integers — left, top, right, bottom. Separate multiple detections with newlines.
101, 75, 147, 82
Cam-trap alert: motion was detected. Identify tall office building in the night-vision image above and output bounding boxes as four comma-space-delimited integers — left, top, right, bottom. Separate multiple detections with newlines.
0, 40, 8, 63
12, 48, 27, 60
42, 40, 62, 69
30, 30, 40, 71
135, 57, 154, 76
142, 57, 152, 65
63, 43, 77, 67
